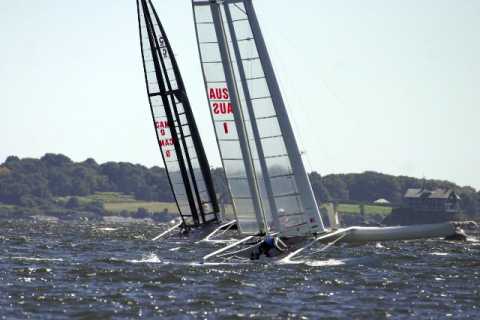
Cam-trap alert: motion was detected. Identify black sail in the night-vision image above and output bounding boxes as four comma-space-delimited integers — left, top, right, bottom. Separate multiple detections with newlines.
137, 0, 219, 227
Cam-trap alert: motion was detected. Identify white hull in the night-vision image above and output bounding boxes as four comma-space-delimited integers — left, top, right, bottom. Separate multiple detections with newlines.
202, 221, 476, 262
278, 221, 474, 262
333, 222, 460, 243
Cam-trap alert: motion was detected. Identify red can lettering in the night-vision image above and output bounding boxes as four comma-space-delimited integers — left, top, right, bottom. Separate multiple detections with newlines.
155, 121, 169, 129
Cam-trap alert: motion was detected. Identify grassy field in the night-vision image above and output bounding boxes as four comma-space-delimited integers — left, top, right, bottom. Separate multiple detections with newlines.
55, 193, 393, 217
104, 201, 178, 214
56, 192, 178, 214
335, 203, 392, 216
0, 203, 15, 210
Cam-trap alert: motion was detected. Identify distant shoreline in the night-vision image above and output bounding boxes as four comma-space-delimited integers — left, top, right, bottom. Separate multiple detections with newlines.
1, 154, 478, 223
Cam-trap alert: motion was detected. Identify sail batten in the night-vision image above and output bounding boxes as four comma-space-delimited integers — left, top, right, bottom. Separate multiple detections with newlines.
138, 0, 219, 226
193, 0, 326, 236
211, 2, 268, 234
242, 0, 325, 232
223, 3, 280, 231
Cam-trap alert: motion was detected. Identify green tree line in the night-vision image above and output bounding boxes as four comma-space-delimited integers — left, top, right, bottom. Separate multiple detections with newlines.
309, 171, 479, 216
0, 154, 478, 216
0, 154, 173, 206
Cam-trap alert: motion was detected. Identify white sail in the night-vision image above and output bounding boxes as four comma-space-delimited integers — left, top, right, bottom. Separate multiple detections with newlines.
192, 0, 325, 236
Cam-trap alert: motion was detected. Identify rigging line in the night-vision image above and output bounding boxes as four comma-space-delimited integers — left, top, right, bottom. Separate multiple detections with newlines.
212, 3, 268, 232
225, 255, 250, 263
280, 228, 351, 263
150, 2, 213, 224
137, 1, 184, 226
304, 232, 348, 257
224, 3, 280, 231
151, 221, 183, 241
216, 239, 263, 258
215, 220, 237, 238
203, 220, 237, 242
142, 0, 200, 225
233, 3, 247, 15
256, 12, 322, 176
265, 31, 310, 162
203, 236, 254, 262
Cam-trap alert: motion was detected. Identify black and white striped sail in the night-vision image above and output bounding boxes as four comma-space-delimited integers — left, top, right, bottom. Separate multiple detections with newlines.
192, 0, 325, 236
137, 0, 219, 227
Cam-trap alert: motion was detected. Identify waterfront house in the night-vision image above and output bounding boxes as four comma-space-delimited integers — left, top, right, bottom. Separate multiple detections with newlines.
403, 188, 460, 213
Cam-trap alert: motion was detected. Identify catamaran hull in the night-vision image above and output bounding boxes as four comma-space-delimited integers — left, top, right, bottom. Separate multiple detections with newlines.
333, 222, 461, 243
276, 222, 470, 260
204, 221, 474, 262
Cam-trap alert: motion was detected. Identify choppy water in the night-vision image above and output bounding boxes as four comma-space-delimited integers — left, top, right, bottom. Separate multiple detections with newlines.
0, 220, 479, 319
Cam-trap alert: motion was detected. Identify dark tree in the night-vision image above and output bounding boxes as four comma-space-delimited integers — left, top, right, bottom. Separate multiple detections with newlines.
347, 171, 402, 203
0, 153, 477, 217
322, 174, 349, 201
66, 197, 81, 209
309, 172, 331, 203
133, 207, 150, 219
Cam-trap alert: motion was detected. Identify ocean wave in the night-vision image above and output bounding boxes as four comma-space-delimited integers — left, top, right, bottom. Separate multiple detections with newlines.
95, 227, 118, 232
430, 252, 449, 256
125, 253, 162, 264
305, 259, 347, 267
10, 256, 64, 262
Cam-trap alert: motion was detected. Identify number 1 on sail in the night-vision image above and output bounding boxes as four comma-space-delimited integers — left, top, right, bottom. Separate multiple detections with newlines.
223, 122, 229, 134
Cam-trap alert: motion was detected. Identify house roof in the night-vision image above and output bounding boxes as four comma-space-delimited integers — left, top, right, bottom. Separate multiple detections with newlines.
404, 188, 459, 200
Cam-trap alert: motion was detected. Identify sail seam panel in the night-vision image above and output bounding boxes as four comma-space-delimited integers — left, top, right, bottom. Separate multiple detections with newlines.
137, 0, 186, 224
208, 1, 267, 233
142, 0, 201, 224
223, 2, 280, 231
150, 1, 218, 222
192, 1, 246, 230
241, 0, 325, 233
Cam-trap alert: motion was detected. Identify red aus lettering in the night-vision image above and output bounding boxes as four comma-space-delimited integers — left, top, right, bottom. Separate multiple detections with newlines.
212, 102, 233, 115
208, 88, 229, 100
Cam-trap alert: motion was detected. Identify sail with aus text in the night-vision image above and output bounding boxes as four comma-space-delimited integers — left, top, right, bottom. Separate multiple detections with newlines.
192, 0, 326, 236
137, 0, 219, 227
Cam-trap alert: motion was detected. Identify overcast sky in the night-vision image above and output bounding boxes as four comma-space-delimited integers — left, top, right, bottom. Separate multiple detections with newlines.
1, 0, 479, 189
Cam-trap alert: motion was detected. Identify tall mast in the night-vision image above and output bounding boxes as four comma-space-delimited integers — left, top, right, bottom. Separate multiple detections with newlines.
152, 11, 220, 219
209, 2, 268, 234
192, 0, 325, 236
222, 4, 280, 231
137, 0, 219, 226
243, 0, 325, 231
192, 0, 266, 234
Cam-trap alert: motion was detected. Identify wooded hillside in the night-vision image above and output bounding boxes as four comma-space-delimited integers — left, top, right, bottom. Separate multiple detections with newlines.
0, 153, 478, 217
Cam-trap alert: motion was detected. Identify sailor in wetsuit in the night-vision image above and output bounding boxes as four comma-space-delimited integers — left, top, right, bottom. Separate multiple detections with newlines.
250, 235, 288, 260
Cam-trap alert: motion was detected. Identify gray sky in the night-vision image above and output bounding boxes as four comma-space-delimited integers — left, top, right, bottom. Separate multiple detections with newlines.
1, 0, 479, 189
